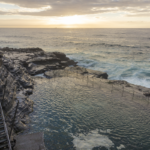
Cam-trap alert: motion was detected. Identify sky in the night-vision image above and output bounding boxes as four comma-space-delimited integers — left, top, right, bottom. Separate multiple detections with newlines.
0, 0, 150, 28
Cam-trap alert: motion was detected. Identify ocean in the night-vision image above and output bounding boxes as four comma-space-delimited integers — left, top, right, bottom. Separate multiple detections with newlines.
0, 28, 150, 87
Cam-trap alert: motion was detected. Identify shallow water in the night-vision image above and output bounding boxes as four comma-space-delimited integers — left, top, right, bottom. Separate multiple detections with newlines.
0, 28, 150, 87
23, 77, 150, 150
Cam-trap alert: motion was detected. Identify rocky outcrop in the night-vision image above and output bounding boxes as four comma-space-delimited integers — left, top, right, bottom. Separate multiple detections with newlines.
44, 66, 108, 79
0, 48, 77, 76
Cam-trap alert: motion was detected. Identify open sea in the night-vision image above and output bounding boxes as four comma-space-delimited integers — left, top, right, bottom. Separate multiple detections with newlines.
0, 28, 150, 87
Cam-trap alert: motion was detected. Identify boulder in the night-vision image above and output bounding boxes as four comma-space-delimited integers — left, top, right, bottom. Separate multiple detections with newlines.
53, 52, 69, 61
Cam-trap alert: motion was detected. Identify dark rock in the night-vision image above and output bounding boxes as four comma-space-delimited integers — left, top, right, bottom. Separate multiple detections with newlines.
86, 68, 108, 79
143, 92, 150, 97
26, 57, 60, 65
60, 61, 68, 66
53, 52, 69, 61
60, 60, 77, 66
23, 88, 33, 95
29, 65, 47, 75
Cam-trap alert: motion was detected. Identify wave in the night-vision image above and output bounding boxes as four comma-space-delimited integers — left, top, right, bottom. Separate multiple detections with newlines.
110, 67, 150, 88
94, 34, 106, 37
2, 35, 34, 39
0, 40, 20, 44
121, 77, 150, 88
89, 43, 140, 49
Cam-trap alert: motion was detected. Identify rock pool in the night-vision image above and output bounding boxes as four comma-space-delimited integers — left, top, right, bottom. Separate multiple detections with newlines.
23, 77, 150, 150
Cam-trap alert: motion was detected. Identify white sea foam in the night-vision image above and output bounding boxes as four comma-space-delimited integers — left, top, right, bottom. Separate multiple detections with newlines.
71, 129, 114, 150
117, 144, 125, 150
100, 129, 112, 133
121, 77, 150, 88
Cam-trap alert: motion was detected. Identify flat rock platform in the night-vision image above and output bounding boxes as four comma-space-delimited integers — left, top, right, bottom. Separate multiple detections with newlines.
14, 132, 45, 150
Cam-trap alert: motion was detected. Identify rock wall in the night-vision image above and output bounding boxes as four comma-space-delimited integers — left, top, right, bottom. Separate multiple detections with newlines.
0, 58, 34, 138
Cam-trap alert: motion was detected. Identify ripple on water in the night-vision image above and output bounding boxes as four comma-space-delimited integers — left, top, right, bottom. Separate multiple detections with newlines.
24, 77, 150, 150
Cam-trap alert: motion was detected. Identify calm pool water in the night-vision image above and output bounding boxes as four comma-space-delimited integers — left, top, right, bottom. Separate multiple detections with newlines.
24, 77, 150, 150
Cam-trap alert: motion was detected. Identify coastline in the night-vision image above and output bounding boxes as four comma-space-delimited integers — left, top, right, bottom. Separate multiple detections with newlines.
0, 47, 149, 141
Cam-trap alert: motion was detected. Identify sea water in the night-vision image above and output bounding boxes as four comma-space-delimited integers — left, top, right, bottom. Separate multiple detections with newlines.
0, 28, 150, 87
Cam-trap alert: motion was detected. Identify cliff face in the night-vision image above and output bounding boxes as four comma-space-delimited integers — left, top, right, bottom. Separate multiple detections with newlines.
0, 60, 34, 136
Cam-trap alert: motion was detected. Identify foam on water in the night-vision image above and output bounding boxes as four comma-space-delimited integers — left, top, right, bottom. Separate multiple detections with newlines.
71, 129, 114, 150
117, 145, 125, 150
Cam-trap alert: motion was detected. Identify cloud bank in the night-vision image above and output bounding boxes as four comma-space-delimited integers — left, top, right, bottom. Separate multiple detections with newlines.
0, 0, 150, 17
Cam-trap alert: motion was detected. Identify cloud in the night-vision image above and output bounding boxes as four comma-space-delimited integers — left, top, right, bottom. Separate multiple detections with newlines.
0, 0, 150, 17
0, 5, 51, 13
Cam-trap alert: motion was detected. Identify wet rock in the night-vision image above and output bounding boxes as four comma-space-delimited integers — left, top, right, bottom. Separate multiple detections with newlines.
14, 121, 27, 132
23, 88, 33, 95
